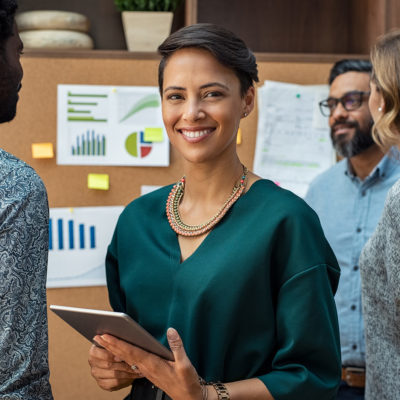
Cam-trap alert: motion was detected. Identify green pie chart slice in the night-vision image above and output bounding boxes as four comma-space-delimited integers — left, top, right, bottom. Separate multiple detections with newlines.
125, 132, 138, 157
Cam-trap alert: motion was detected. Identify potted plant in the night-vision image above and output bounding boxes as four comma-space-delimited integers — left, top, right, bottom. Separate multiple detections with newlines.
114, 0, 182, 52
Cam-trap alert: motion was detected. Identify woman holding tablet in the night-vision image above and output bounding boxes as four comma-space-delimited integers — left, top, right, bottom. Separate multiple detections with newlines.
89, 24, 341, 400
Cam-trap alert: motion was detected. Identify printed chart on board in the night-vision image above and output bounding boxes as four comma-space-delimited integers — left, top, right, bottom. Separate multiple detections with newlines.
47, 206, 123, 288
57, 84, 169, 166
253, 80, 335, 198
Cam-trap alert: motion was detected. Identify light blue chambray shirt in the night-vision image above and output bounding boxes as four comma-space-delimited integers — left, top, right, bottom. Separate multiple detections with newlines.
305, 149, 400, 366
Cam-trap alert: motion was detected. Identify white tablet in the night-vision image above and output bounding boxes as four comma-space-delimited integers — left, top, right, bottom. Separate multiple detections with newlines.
50, 305, 174, 361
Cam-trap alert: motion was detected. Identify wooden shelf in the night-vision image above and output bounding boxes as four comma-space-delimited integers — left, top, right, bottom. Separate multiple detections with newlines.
189, 0, 400, 54
22, 49, 369, 64
19, 0, 400, 55
23, 49, 161, 59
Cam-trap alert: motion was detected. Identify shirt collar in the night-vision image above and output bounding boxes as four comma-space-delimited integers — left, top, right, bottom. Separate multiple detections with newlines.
344, 146, 400, 181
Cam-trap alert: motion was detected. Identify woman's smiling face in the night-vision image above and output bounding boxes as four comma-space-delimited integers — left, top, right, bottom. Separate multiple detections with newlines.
161, 47, 254, 164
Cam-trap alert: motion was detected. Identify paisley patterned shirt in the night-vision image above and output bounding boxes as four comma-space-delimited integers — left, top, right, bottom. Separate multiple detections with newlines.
0, 149, 53, 399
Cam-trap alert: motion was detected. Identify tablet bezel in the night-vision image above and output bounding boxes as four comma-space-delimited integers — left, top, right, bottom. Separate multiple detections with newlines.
50, 305, 174, 361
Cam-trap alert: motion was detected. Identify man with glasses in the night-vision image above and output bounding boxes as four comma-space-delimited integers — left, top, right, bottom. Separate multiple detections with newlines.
305, 59, 400, 400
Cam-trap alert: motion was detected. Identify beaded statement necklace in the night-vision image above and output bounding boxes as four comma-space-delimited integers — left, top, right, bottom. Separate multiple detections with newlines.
166, 166, 248, 237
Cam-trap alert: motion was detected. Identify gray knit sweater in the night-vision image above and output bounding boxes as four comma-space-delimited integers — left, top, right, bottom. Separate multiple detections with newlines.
360, 179, 400, 400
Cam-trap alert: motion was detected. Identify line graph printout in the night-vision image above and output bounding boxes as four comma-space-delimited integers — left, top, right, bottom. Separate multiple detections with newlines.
253, 81, 334, 198
47, 206, 123, 288
57, 85, 169, 166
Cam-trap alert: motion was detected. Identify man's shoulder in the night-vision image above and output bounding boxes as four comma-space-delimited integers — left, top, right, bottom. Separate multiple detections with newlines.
0, 148, 45, 187
307, 159, 347, 194
0, 147, 33, 172
0, 148, 47, 208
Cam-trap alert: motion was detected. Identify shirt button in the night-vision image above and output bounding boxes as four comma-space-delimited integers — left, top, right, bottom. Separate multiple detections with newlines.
352, 344, 357, 350
356, 228, 362, 233
353, 265, 359, 271
351, 305, 356, 311
361, 191, 366, 196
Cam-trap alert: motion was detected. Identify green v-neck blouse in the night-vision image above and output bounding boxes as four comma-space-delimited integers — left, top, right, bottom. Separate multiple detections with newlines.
106, 179, 341, 399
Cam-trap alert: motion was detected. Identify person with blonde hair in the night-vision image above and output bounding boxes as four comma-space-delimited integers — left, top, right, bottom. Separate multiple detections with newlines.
360, 30, 400, 399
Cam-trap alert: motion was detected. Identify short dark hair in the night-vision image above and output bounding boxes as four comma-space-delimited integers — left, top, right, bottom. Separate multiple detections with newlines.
0, 0, 17, 51
328, 59, 372, 85
157, 23, 259, 96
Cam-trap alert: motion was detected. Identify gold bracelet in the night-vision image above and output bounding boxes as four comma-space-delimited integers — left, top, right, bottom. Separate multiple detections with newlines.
199, 377, 208, 400
212, 382, 230, 400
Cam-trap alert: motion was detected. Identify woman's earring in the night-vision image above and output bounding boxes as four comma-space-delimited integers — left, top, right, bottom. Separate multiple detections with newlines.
378, 107, 382, 112
243, 112, 248, 117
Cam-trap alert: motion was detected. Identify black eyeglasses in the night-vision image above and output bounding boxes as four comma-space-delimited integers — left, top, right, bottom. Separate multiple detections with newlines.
319, 90, 370, 117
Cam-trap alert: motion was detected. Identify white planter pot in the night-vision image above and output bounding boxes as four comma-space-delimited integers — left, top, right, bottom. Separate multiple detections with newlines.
121, 11, 174, 52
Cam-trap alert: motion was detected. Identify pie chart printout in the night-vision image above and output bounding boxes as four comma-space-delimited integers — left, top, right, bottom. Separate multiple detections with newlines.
125, 131, 153, 158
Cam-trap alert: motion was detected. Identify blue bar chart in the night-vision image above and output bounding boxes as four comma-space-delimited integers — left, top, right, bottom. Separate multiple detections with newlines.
49, 217, 96, 251
47, 206, 123, 288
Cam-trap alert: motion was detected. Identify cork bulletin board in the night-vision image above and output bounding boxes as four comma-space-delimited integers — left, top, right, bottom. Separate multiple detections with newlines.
0, 51, 343, 399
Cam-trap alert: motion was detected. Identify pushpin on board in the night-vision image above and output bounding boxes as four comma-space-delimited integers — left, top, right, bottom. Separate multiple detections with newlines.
144, 127, 164, 142
88, 173, 109, 190
296, 93, 301, 98
236, 128, 242, 145
32, 143, 54, 159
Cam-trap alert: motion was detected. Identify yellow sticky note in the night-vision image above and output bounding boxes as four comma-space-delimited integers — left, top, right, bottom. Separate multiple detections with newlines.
144, 127, 164, 142
32, 143, 54, 159
88, 173, 109, 190
236, 128, 242, 145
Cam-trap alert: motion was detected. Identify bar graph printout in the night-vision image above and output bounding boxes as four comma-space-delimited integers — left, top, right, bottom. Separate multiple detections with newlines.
57, 84, 169, 166
253, 81, 335, 198
47, 206, 123, 288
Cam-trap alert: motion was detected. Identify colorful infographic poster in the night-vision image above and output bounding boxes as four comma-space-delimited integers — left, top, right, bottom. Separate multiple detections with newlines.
47, 206, 123, 288
57, 85, 169, 166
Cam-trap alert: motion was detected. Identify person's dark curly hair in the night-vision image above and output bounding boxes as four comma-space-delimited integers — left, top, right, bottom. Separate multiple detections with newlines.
0, 0, 17, 49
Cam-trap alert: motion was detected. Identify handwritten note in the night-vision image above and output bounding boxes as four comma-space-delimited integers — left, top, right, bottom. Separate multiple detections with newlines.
253, 81, 334, 197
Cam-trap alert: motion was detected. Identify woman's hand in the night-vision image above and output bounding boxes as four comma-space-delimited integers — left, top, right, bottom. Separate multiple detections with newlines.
88, 343, 141, 391
93, 328, 203, 400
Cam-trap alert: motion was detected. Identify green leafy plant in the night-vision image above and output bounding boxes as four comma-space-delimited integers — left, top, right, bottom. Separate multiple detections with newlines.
114, 0, 182, 12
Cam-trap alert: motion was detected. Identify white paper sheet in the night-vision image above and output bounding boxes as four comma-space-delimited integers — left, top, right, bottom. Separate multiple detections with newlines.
140, 185, 162, 196
57, 85, 169, 166
253, 80, 334, 197
47, 206, 123, 288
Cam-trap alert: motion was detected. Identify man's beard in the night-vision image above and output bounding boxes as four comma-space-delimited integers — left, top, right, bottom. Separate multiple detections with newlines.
331, 119, 375, 158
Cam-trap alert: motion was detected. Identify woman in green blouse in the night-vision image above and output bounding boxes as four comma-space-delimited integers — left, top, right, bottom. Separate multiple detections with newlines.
88, 24, 341, 400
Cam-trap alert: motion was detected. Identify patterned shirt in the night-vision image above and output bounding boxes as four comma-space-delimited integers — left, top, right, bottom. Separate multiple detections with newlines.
0, 149, 53, 399
305, 150, 400, 367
